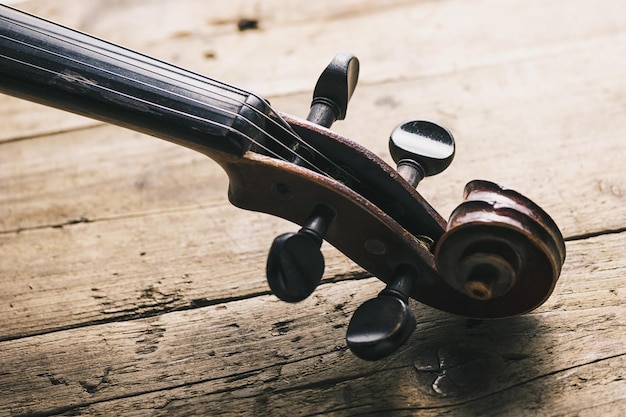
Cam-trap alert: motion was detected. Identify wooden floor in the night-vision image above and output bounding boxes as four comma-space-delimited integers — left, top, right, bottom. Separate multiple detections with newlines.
1, 0, 625, 415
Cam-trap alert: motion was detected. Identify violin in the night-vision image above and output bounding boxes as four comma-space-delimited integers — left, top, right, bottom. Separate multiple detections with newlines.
0, 5, 565, 360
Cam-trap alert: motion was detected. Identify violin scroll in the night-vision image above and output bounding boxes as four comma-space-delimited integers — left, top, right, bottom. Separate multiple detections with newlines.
435, 180, 566, 315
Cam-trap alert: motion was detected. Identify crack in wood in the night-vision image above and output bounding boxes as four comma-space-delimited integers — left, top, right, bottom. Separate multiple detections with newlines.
271, 320, 294, 336
0, 202, 226, 235
565, 227, 626, 242
298, 353, 626, 417
0, 122, 102, 144
36, 372, 69, 387
78, 366, 113, 394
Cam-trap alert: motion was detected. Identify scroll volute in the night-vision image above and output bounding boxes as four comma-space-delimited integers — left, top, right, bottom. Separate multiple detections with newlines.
435, 180, 566, 317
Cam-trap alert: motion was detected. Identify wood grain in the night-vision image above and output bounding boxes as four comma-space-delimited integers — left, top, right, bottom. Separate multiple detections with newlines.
1, 234, 623, 416
0, 0, 624, 416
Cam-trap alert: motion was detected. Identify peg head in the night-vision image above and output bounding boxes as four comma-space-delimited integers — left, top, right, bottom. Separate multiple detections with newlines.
266, 231, 325, 303
346, 265, 417, 360
389, 120, 455, 186
308, 52, 360, 127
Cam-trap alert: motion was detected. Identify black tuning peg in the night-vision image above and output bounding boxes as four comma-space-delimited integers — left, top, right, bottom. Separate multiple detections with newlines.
307, 52, 359, 128
346, 265, 418, 361
287, 53, 359, 168
389, 120, 455, 187
345, 120, 454, 360
265, 53, 358, 299
266, 205, 335, 302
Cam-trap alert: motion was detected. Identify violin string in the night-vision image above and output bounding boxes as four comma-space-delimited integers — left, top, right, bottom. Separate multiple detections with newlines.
0, 33, 332, 179
1, 14, 360, 186
54, 28, 356, 183
0, 46, 296, 168
114, 49, 362, 186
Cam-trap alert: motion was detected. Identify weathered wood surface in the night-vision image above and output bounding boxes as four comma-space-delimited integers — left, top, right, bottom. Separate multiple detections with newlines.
0, 0, 624, 416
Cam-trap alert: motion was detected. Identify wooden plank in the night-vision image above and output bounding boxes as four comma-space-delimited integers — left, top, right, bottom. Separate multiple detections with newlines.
53, 356, 626, 416
0, 233, 623, 416
0, 125, 230, 231
0, 168, 623, 343
1, 0, 625, 416
2, 0, 625, 235
0, 204, 358, 341
1, 0, 415, 141
1, 141, 621, 359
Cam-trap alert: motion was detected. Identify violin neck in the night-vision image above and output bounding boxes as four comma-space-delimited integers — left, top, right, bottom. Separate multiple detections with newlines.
0, 5, 271, 156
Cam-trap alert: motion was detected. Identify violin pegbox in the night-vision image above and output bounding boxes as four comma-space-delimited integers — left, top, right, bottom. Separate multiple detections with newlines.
263, 53, 565, 361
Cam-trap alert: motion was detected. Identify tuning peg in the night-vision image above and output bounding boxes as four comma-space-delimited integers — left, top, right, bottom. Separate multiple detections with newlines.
346, 265, 418, 361
389, 120, 455, 187
307, 52, 360, 128
266, 205, 335, 302
344, 120, 455, 360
